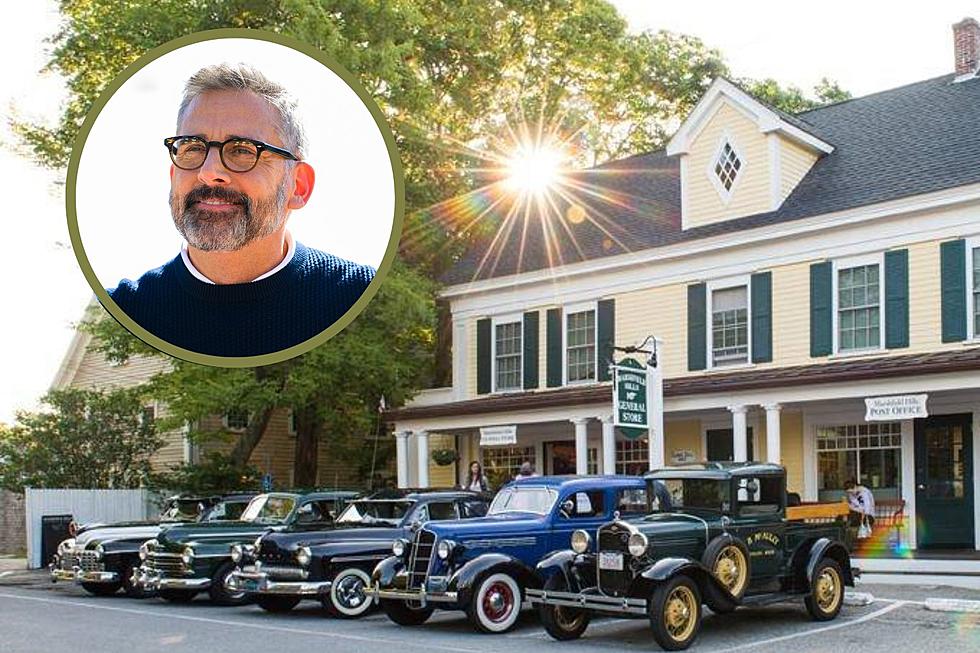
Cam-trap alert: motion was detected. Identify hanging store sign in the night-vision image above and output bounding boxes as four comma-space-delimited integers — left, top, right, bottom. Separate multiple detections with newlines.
480, 425, 517, 446
864, 394, 928, 421
613, 358, 648, 439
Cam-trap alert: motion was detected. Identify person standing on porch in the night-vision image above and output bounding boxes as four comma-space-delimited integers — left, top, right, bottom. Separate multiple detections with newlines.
844, 479, 876, 528
465, 461, 490, 493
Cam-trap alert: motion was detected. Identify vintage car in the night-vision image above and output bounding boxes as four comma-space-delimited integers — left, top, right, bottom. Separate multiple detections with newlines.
136, 489, 358, 605
231, 489, 489, 617
49, 493, 254, 597
371, 475, 648, 633
527, 463, 855, 650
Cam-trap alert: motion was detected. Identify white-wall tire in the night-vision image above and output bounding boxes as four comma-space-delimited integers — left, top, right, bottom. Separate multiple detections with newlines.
470, 572, 522, 633
325, 567, 373, 618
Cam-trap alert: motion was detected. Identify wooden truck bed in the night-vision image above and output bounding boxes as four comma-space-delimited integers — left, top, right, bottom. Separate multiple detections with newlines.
786, 500, 850, 522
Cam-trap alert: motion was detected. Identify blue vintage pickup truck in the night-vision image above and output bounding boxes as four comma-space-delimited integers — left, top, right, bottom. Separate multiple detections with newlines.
371, 475, 647, 633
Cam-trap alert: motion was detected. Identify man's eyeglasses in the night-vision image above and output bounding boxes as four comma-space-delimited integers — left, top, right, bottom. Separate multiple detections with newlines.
164, 136, 300, 172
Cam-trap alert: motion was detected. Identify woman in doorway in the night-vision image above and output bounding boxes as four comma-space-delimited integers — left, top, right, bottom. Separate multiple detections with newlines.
465, 460, 490, 494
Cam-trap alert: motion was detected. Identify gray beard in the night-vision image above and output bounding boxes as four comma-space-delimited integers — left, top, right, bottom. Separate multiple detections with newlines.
170, 182, 288, 252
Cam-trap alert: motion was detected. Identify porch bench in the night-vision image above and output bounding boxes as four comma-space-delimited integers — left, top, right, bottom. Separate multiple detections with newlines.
872, 498, 906, 542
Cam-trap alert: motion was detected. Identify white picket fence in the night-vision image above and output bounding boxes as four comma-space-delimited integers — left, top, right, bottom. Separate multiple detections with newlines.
24, 488, 158, 568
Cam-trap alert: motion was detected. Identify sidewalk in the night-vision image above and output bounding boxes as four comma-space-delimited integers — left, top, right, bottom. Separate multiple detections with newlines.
0, 557, 46, 587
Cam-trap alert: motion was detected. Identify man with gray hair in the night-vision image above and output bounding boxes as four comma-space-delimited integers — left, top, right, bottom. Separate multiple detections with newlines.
108, 63, 375, 358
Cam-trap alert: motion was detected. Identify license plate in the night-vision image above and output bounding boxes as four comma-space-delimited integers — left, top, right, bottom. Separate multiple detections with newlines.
598, 551, 623, 571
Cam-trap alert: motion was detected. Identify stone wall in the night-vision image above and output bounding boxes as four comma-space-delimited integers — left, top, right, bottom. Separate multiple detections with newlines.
0, 490, 26, 555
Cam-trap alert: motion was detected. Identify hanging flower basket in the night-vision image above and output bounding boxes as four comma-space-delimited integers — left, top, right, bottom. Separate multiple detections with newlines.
431, 449, 459, 466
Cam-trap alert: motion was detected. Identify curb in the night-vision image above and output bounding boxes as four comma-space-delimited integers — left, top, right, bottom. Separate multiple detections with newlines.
925, 598, 980, 613
844, 591, 875, 606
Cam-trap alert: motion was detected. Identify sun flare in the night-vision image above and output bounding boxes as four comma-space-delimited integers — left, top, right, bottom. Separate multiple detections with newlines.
504, 144, 565, 194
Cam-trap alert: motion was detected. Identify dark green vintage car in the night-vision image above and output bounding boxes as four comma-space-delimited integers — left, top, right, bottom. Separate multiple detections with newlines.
528, 463, 856, 651
136, 490, 358, 605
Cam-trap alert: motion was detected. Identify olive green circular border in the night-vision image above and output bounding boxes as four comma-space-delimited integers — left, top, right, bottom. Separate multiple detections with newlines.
66, 28, 405, 368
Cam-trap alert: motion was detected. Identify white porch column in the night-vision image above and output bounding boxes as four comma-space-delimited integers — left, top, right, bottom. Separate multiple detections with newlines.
648, 338, 666, 470
729, 405, 749, 462
395, 431, 410, 488
763, 403, 782, 464
601, 415, 616, 475
572, 418, 590, 475
416, 430, 430, 488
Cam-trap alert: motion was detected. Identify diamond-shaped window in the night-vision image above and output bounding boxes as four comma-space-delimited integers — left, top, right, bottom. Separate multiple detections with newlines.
713, 142, 742, 192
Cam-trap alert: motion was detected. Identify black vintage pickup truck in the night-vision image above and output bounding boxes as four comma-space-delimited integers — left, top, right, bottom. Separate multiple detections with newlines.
528, 462, 855, 651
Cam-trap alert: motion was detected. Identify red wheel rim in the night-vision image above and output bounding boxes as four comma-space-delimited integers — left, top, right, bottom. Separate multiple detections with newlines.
482, 581, 515, 622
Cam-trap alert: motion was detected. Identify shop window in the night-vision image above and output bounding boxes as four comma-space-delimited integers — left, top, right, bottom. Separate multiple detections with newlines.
711, 285, 749, 366
816, 422, 902, 501
493, 319, 522, 391
482, 446, 536, 490
837, 263, 881, 352
565, 308, 596, 383
615, 439, 649, 475
972, 246, 980, 338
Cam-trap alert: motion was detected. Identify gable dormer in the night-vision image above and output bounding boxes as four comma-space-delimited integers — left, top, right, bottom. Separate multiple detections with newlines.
667, 78, 834, 230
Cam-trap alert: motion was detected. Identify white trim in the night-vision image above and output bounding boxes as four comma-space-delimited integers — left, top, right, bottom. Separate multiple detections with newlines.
802, 411, 818, 502
706, 274, 752, 370
490, 313, 524, 393
705, 130, 746, 205
666, 78, 834, 156
768, 133, 781, 210
973, 409, 980, 550
679, 156, 690, 221
968, 236, 980, 341
832, 252, 885, 355
562, 300, 599, 386
442, 183, 980, 303
900, 419, 917, 549
453, 320, 468, 401
180, 231, 296, 284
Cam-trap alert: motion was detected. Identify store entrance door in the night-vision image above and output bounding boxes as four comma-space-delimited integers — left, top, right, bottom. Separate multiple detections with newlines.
706, 428, 754, 462
544, 441, 597, 475
914, 414, 974, 548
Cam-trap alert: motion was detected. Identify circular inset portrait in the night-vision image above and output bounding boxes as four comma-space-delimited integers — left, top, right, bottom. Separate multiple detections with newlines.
68, 29, 403, 366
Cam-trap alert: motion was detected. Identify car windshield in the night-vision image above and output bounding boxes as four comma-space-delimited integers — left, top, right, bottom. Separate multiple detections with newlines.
159, 499, 206, 522
199, 500, 249, 522
649, 478, 731, 514
240, 495, 297, 524
336, 500, 413, 526
488, 486, 558, 515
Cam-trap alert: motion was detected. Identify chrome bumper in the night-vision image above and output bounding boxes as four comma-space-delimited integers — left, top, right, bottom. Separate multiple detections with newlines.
369, 585, 458, 606
136, 568, 210, 591
49, 565, 119, 584
526, 588, 647, 615
230, 570, 330, 596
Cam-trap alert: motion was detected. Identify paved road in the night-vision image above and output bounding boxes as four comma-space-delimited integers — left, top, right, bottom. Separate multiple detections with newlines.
1, 581, 978, 653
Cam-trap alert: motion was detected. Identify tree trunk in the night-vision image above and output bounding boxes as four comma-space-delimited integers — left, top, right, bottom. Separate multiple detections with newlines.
292, 404, 322, 488
227, 406, 274, 468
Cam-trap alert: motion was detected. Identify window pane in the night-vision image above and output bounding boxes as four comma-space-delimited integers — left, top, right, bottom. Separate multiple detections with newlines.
711, 286, 748, 366
566, 309, 595, 382
973, 247, 980, 336
494, 321, 522, 390
838, 264, 880, 351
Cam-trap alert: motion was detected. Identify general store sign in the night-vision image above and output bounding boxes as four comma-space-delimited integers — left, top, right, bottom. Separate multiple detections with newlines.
613, 358, 648, 438
480, 425, 517, 446
864, 394, 928, 421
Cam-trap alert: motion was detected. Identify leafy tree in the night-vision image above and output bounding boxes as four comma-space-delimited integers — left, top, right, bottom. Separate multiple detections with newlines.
148, 452, 263, 495
0, 388, 163, 491
740, 76, 852, 114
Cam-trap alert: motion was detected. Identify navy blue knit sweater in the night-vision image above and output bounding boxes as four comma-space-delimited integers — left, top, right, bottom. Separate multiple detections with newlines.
108, 242, 375, 357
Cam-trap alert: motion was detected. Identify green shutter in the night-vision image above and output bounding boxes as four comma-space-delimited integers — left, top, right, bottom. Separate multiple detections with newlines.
941, 239, 967, 343
597, 299, 615, 381
522, 311, 539, 389
476, 318, 491, 394
687, 283, 707, 371
884, 249, 909, 349
810, 262, 833, 357
751, 272, 772, 363
546, 308, 562, 387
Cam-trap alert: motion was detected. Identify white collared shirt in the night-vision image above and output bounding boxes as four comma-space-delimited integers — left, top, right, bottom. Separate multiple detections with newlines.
180, 231, 296, 284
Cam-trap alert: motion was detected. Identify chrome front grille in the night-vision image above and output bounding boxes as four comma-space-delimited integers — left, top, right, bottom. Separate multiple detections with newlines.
145, 551, 186, 575
259, 564, 309, 580
77, 551, 104, 573
406, 529, 435, 590
597, 525, 632, 597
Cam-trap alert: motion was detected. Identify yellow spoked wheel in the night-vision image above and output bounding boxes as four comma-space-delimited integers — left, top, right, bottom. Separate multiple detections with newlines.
712, 544, 748, 597
814, 566, 842, 613
805, 558, 845, 622
664, 585, 698, 642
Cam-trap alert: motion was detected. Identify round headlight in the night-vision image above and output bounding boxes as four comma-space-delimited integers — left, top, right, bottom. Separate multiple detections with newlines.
296, 546, 311, 567
181, 546, 195, 565
392, 539, 407, 557
570, 530, 591, 554
93, 543, 104, 560
436, 540, 455, 560
230, 544, 243, 563
59, 538, 75, 553
627, 532, 649, 557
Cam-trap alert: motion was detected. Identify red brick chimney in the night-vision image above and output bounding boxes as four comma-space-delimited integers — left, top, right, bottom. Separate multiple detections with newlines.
953, 17, 980, 77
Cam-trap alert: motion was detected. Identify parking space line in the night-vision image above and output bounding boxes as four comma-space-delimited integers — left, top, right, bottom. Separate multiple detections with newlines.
709, 601, 907, 652
0, 592, 483, 653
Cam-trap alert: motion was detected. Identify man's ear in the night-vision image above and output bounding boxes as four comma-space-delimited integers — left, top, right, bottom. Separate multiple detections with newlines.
287, 162, 315, 209
169, 164, 175, 181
